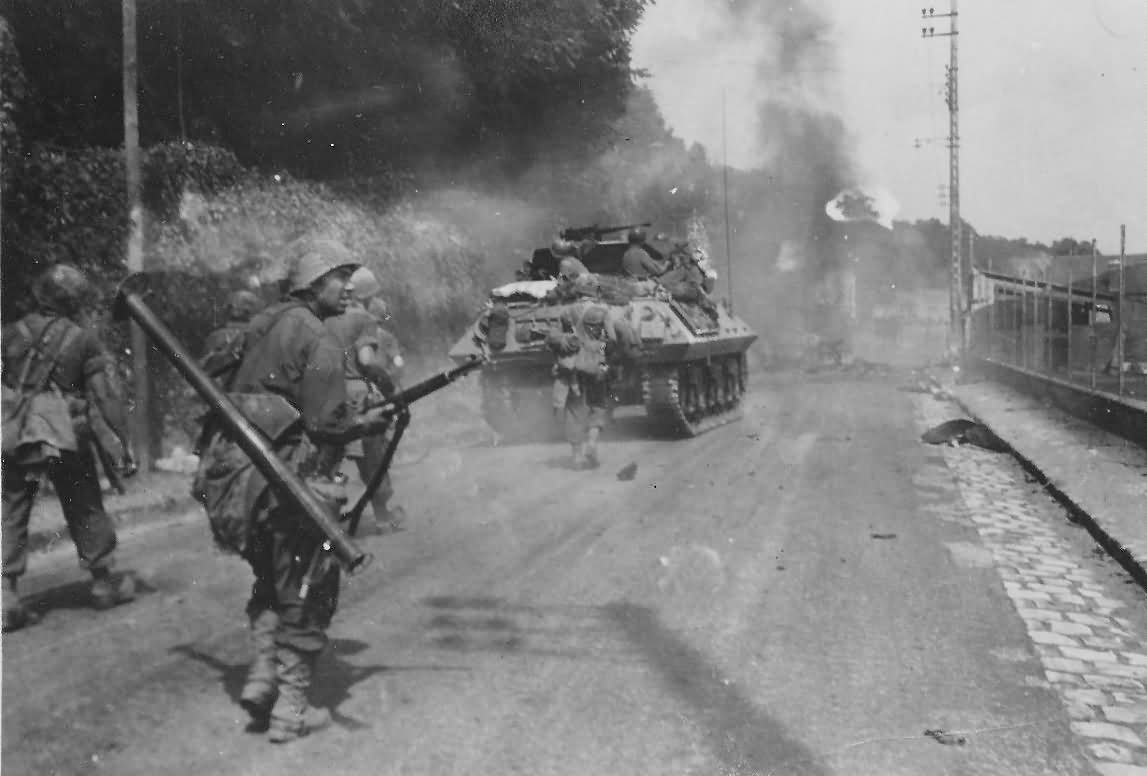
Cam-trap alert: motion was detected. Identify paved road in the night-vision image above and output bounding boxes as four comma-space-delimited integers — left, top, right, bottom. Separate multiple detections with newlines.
4, 373, 1147, 775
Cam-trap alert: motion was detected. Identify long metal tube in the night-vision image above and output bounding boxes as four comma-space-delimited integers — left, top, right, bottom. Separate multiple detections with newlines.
112, 274, 369, 572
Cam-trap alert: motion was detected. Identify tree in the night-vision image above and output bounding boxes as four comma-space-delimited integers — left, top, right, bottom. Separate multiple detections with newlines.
7, 0, 650, 178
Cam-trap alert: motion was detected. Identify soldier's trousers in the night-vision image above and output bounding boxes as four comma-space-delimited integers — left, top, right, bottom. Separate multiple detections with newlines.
351, 430, 395, 522
243, 517, 340, 655
563, 377, 609, 445
2, 446, 118, 578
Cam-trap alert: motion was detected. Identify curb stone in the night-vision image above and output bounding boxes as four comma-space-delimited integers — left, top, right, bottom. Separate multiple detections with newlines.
946, 390, 1147, 591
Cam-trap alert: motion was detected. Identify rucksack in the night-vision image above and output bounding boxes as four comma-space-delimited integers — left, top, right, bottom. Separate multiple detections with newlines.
2, 318, 81, 458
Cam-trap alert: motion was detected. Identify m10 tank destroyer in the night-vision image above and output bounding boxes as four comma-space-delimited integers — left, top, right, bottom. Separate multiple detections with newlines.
448, 224, 758, 440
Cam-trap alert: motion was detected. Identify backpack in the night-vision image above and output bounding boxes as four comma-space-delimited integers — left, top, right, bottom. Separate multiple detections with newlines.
2, 318, 81, 459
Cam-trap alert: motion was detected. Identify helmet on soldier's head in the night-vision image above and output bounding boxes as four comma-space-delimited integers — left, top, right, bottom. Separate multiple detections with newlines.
286, 239, 359, 294
226, 290, 262, 323
34, 264, 93, 316
581, 305, 607, 327
559, 257, 586, 280
572, 273, 598, 298
627, 228, 647, 245
550, 239, 575, 257
349, 266, 381, 301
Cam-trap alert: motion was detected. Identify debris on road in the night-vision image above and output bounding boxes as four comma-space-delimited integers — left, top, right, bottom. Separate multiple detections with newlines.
870, 532, 897, 540
921, 419, 1009, 453
617, 463, 638, 481
924, 728, 967, 746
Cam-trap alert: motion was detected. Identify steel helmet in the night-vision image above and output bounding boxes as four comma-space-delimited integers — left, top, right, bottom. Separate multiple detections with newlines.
627, 228, 647, 245
349, 266, 381, 301
550, 238, 576, 257
581, 305, 607, 327
287, 239, 359, 294
559, 256, 588, 280
34, 264, 93, 315
225, 289, 262, 322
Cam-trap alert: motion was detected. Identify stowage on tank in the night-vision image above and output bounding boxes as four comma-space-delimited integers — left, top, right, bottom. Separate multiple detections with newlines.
448, 223, 758, 441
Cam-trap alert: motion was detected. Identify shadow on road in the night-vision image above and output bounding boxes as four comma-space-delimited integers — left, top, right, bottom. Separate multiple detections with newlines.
170, 637, 390, 734
603, 601, 829, 776
22, 570, 155, 622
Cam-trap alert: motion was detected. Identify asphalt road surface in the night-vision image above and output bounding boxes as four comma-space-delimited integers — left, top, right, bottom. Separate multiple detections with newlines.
5, 371, 1147, 776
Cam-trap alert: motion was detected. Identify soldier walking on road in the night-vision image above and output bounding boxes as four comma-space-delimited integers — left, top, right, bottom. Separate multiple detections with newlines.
193, 239, 393, 742
548, 301, 632, 470
326, 267, 407, 534
2, 265, 136, 632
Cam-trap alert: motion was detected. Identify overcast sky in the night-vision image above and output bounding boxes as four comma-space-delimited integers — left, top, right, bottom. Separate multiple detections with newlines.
632, 0, 1147, 252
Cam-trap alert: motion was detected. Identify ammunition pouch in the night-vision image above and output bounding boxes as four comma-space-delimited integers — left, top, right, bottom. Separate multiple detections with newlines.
224, 392, 303, 444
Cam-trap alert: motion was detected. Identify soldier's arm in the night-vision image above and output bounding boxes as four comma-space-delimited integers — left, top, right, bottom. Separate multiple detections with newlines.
83, 340, 130, 450
644, 254, 670, 277
302, 333, 389, 444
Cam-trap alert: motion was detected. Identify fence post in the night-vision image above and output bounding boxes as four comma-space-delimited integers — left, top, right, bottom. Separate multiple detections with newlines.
1090, 239, 1098, 390
1046, 269, 1053, 375
1066, 267, 1073, 384
1118, 224, 1126, 397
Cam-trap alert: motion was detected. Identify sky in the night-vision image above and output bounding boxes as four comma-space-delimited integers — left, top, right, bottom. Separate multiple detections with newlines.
631, 0, 1147, 253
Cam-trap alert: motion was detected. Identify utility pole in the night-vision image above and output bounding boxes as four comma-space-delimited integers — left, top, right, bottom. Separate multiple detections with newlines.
923, 3, 961, 362
124, 0, 149, 472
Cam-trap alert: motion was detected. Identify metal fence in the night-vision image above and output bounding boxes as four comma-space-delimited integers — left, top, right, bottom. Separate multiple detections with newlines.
968, 253, 1147, 406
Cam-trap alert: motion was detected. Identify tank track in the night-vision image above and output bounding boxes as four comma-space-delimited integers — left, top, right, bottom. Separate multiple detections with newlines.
641, 353, 748, 437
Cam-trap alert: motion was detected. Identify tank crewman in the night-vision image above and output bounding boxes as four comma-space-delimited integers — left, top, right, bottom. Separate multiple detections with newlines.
547, 300, 629, 470
193, 239, 393, 742
2, 265, 136, 632
200, 289, 264, 381
621, 228, 668, 280
326, 268, 406, 534
659, 240, 720, 321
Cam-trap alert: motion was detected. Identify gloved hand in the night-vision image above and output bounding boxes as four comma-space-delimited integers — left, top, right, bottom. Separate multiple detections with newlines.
117, 450, 139, 479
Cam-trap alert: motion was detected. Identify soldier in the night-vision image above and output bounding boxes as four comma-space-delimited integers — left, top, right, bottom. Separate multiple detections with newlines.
2, 265, 136, 632
200, 289, 263, 382
659, 240, 720, 321
194, 239, 392, 742
621, 227, 668, 280
548, 301, 630, 470
327, 267, 406, 535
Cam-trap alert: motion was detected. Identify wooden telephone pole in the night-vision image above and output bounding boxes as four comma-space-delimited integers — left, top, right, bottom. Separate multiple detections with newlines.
124, 0, 149, 471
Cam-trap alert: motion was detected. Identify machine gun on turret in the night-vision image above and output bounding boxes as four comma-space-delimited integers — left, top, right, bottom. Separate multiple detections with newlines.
558, 222, 651, 243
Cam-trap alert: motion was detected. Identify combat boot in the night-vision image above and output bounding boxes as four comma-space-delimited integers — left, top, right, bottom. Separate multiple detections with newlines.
90, 568, 135, 611
2, 577, 30, 633
268, 647, 332, 743
239, 610, 280, 727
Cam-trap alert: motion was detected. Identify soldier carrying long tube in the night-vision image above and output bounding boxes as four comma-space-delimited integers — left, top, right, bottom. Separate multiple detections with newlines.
113, 250, 483, 744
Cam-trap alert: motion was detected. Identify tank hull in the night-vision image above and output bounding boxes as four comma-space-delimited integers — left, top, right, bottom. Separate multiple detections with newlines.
449, 279, 757, 439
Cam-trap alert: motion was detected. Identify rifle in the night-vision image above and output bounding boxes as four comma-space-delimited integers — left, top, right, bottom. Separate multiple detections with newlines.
345, 356, 484, 536
559, 222, 651, 243
300, 355, 485, 599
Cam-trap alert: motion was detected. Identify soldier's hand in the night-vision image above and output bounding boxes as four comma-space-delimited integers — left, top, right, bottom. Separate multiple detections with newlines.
360, 406, 394, 435
117, 451, 139, 479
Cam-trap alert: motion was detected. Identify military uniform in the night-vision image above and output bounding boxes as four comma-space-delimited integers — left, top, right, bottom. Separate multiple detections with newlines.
193, 243, 371, 742
548, 302, 619, 469
325, 300, 404, 530
2, 270, 135, 632
621, 244, 667, 280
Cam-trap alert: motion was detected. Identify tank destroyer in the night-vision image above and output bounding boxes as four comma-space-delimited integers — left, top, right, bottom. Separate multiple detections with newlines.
448, 224, 758, 440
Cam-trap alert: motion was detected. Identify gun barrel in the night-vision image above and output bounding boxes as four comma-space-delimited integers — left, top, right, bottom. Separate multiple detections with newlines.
112, 274, 370, 573
377, 357, 484, 415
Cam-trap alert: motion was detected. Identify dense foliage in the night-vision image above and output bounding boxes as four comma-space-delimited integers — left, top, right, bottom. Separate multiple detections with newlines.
7, 0, 648, 178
